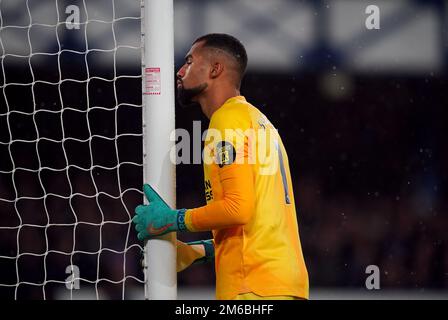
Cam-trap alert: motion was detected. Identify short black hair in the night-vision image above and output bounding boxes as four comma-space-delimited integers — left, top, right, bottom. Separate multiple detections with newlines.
193, 33, 248, 82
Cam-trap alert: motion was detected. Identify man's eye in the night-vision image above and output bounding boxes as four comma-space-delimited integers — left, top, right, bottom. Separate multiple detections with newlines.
186, 60, 192, 65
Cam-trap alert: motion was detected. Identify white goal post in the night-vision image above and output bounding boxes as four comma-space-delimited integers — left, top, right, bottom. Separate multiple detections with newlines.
0, 0, 176, 300
142, 0, 177, 300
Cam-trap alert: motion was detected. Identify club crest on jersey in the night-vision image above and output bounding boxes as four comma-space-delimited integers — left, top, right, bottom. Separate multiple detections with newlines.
216, 141, 235, 168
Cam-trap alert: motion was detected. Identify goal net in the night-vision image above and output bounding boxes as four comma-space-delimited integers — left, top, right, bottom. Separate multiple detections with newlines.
0, 0, 145, 299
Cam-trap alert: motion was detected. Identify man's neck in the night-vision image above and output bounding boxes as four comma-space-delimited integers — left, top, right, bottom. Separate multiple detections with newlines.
198, 87, 241, 119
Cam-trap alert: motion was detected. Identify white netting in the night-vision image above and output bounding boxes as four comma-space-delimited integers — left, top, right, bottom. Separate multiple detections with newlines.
0, 0, 145, 299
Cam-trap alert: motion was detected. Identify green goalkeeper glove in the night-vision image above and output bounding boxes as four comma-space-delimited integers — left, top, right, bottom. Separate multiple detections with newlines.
132, 184, 188, 240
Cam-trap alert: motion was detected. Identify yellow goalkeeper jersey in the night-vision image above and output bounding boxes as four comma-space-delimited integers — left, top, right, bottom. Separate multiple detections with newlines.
185, 96, 309, 300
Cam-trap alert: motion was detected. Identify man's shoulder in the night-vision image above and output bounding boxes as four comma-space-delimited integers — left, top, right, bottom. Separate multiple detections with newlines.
209, 96, 274, 132
215, 96, 264, 120
210, 98, 251, 128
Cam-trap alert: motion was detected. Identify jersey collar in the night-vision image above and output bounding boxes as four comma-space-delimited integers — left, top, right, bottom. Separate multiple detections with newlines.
223, 95, 246, 106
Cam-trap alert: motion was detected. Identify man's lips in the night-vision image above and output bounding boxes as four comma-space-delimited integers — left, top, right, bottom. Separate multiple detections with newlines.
176, 80, 183, 88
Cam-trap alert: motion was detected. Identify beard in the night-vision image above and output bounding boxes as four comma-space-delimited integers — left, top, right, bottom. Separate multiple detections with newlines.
177, 82, 208, 108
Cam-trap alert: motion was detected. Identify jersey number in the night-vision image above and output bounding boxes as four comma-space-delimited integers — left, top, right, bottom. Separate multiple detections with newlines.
275, 141, 291, 204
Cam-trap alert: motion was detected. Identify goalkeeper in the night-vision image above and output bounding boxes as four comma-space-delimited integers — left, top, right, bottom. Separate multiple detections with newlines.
133, 34, 309, 300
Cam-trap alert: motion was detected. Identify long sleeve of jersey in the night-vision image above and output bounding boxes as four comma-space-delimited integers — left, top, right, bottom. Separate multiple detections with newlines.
186, 153, 255, 231
184, 101, 256, 232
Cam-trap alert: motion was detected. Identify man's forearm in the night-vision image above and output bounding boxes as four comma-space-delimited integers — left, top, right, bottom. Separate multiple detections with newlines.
177, 239, 214, 272
185, 162, 255, 231
187, 239, 215, 264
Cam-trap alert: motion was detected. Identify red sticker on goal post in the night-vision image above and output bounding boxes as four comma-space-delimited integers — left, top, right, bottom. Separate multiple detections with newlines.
144, 67, 161, 95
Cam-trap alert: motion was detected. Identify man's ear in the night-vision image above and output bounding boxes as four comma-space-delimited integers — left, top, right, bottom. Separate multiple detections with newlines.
210, 62, 224, 79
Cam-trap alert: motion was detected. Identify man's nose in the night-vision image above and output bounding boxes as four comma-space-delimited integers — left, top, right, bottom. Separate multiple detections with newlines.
176, 67, 184, 79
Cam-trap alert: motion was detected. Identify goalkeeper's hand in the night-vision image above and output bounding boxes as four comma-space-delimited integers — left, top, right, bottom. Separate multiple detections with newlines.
132, 184, 188, 240
177, 239, 214, 272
